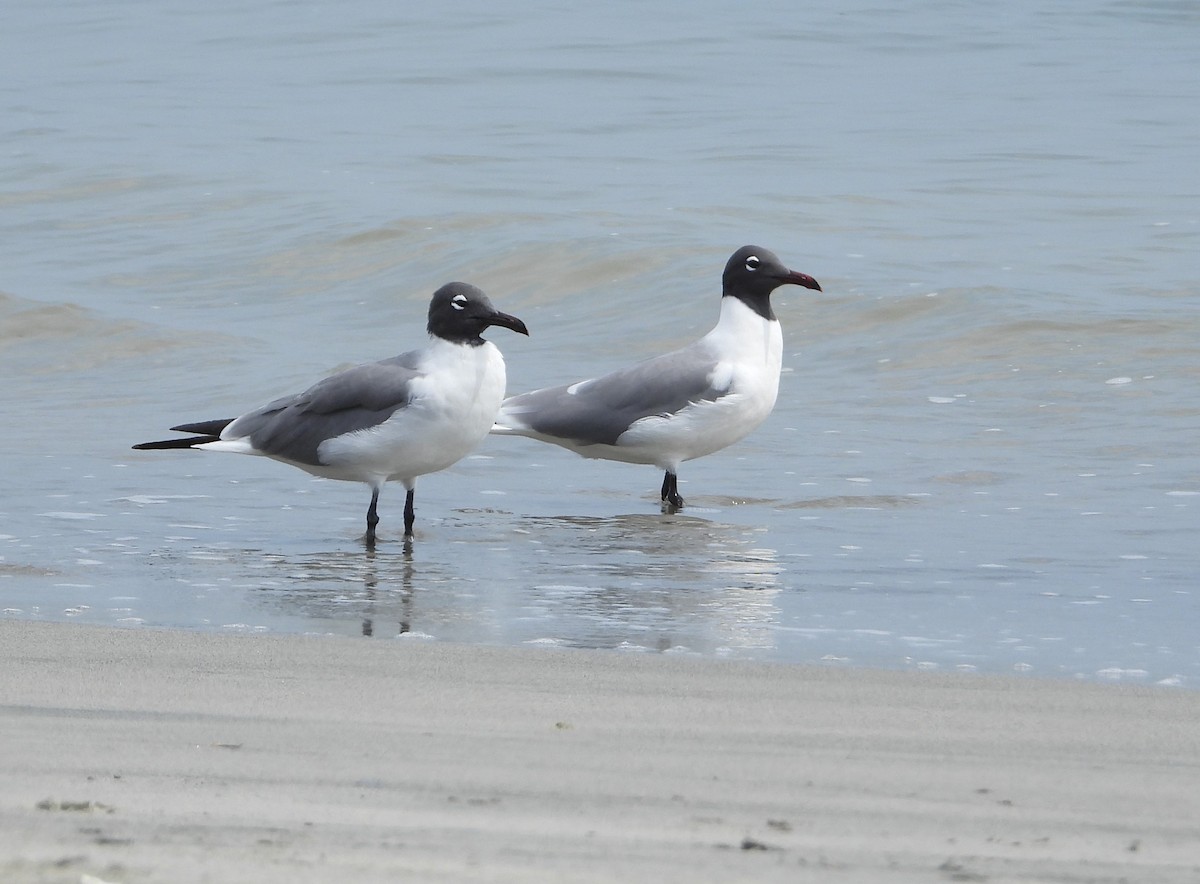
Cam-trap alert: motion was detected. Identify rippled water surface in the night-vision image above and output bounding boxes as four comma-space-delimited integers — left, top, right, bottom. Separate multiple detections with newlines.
3, 0, 1198, 684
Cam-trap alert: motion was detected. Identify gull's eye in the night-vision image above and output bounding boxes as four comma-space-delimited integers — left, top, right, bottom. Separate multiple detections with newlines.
744, 255, 760, 272
451, 293, 468, 311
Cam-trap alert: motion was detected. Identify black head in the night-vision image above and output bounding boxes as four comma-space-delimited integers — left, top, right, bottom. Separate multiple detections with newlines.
721, 246, 822, 320
427, 282, 529, 345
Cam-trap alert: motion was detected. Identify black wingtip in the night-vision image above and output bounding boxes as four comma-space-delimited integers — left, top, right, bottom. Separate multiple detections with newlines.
132, 418, 233, 450
132, 435, 221, 450
171, 418, 235, 436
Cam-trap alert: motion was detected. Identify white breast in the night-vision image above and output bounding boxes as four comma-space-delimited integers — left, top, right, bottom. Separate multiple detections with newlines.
319, 339, 507, 484
616, 298, 782, 469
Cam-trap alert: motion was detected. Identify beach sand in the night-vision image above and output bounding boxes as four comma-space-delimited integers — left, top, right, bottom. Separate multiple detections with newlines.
1, 619, 1197, 883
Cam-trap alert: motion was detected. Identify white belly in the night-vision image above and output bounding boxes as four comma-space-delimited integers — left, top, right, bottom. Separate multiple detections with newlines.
613, 304, 782, 470
615, 390, 774, 466
317, 341, 507, 486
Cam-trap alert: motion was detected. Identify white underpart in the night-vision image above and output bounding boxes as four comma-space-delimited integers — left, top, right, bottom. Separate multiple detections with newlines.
614, 298, 782, 471
199, 338, 507, 490
496, 296, 782, 472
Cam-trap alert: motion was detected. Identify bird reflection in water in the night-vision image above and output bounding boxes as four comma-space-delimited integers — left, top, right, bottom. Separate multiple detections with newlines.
250, 542, 419, 638
245, 512, 785, 654
359, 544, 414, 638
515, 512, 785, 654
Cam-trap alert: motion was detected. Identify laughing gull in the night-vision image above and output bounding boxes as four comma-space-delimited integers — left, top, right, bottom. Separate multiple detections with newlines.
133, 282, 528, 544
491, 246, 820, 508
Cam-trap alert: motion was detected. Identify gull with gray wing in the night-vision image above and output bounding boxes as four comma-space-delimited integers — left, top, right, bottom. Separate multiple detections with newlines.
134, 282, 528, 544
491, 246, 820, 508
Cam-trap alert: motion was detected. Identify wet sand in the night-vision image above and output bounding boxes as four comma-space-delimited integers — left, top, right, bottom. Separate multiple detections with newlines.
1, 619, 1197, 883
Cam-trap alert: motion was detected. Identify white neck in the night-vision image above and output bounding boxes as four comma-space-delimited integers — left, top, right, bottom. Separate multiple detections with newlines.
704, 296, 783, 369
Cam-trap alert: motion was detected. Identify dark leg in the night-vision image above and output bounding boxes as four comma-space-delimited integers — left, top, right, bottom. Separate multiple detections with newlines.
660, 470, 684, 509
365, 487, 380, 547
403, 487, 416, 538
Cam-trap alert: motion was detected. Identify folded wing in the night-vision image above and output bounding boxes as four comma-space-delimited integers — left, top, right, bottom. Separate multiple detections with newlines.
227, 355, 425, 466
501, 346, 725, 447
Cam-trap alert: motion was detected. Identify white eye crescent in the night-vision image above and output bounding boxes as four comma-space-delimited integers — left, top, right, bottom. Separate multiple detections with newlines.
451, 293, 468, 311
745, 255, 760, 272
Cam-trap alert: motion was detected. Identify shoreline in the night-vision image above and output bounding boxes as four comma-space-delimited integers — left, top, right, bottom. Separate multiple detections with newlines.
2, 619, 1198, 882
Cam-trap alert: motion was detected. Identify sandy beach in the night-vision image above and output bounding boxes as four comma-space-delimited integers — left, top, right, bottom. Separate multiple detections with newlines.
1, 619, 1197, 883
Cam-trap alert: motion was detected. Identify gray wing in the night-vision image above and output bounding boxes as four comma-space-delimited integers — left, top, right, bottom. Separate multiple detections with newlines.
226, 353, 424, 465
505, 345, 722, 446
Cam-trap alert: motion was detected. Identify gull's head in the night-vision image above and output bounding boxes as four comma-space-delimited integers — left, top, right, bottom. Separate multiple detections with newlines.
428, 282, 530, 345
722, 246, 822, 298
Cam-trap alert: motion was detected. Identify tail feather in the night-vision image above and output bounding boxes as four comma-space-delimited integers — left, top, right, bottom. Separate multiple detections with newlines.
491, 400, 532, 436
132, 418, 235, 451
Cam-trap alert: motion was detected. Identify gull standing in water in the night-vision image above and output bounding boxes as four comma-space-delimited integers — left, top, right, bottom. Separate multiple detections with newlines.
491, 246, 820, 508
134, 282, 528, 544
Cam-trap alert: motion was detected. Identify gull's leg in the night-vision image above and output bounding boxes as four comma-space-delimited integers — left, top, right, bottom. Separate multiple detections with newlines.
365, 486, 381, 547
403, 487, 416, 538
660, 470, 684, 509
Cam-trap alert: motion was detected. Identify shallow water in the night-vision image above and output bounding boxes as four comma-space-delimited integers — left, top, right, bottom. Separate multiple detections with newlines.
2, 0, 1198, 684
